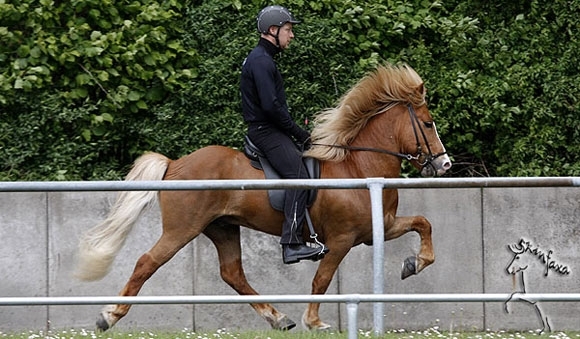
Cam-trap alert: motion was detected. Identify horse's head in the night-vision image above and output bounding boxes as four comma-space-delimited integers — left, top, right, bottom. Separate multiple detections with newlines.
506, 240, 534, 275
506, 244, 529, 275
397, 92, 452, 177
306, 63, 451, 177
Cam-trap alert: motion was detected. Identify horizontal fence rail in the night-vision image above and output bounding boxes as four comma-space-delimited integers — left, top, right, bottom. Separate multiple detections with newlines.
3, 293, 580, 339
2, 177, 580, 339
3, 294, 580, 339
2, 177, 580, 192
3, 293, 580, 306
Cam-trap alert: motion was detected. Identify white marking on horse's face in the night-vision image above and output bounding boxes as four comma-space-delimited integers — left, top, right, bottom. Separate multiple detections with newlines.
420, 123, 452, 177
433, 123, 445, 150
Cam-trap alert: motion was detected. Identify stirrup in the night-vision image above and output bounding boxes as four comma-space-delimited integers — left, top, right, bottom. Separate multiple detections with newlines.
305, 209, 328, 255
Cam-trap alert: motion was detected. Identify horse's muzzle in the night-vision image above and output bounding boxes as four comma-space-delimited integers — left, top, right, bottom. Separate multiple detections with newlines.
421, 153, 452, 177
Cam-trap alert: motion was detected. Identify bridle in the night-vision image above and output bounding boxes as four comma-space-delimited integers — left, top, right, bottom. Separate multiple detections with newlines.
311, 103, 447, 171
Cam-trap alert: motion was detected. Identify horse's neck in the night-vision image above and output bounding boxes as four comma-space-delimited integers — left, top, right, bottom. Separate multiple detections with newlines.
343, 112, 403, 178
317, 143, 402, 179
351, 151, 402, 178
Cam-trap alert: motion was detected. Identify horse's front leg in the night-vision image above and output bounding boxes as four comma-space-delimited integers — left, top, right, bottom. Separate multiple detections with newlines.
302, 237, 353, 331
385, 215, 434, 280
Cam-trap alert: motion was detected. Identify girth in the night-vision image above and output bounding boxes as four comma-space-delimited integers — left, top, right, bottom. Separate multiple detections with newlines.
243, 136, 319, 211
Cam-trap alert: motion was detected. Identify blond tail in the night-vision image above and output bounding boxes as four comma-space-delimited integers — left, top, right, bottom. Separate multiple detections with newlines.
74, 152, 170, 281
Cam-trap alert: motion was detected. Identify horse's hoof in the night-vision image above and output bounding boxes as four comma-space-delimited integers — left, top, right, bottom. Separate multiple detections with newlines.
401, 256, 417, 280
314, 324, 332, 331
307, 322, 332, 332
277, 315, 296, 331
268, 315, 296, 331
96, 313, 110, 332
301, 313, 332, 331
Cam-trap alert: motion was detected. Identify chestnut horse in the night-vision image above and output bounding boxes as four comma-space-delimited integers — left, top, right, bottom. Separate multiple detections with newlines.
75, 63, 452, 331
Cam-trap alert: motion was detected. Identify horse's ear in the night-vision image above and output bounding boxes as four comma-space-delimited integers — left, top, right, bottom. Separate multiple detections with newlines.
508, 243, 524, 254
416, 82, 426, 95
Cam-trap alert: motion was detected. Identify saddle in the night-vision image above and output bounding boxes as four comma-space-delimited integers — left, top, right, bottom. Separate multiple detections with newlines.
243, 136, 319, 211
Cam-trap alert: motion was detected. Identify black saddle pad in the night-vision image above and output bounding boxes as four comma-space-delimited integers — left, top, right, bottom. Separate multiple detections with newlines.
243, 136, 319, 211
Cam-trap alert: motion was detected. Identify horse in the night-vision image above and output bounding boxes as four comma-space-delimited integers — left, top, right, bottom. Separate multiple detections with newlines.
504, 238, 562, 332
75, 63, 452, 331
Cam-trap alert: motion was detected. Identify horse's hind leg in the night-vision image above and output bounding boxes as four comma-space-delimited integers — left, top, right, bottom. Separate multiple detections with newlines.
96, 229, 199, 331
386, 215, 434, 280
203, 223, 296, 331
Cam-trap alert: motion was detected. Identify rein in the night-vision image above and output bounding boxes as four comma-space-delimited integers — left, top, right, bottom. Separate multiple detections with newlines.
310, 143, 419, 161
311, 104, 447, 166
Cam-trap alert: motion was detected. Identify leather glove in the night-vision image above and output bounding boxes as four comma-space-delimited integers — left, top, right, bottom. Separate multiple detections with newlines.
297, 137, 311, 151
297, 128, 310, 145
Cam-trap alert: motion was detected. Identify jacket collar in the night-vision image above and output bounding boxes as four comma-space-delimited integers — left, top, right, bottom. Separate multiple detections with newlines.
258, 37, 282, 56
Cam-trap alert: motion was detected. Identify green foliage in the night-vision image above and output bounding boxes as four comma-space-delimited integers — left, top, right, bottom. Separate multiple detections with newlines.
424, 0, 580, 176
0, 91, 125, 180
1, 0, 198, 179
1, 0, 579, 179
0, 0, 197, 110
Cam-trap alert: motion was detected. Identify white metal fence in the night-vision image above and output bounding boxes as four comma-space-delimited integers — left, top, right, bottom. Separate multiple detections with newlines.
1, 177, 580, 338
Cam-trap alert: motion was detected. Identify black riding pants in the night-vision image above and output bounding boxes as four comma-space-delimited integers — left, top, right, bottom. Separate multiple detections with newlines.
247, 123, 309, 245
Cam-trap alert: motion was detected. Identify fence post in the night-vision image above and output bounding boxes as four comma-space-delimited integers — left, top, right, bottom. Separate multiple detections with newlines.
346, 301, 359, 339
367, 178, 385, 336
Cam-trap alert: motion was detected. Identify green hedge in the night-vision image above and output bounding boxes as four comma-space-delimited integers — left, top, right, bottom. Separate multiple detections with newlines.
1, 0, 579, 180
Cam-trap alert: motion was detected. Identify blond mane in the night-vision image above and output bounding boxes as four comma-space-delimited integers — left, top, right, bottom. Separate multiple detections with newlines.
305, 63, 426, 161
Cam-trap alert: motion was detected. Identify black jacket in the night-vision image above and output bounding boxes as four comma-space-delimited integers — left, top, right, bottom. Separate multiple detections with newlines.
240, 38, 309, 143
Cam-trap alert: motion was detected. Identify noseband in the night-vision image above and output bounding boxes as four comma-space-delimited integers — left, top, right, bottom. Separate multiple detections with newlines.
311, 104, 447, 171
406, 104, 448, 169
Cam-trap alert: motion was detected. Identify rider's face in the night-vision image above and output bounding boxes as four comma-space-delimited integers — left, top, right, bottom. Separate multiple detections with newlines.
270, 23, 295, 49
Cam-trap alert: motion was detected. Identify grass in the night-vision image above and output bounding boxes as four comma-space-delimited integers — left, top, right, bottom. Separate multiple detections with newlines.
1, 328, 580, 339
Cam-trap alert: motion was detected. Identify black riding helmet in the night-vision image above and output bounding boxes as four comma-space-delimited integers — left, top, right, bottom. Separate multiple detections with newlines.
256, 5, 300, 46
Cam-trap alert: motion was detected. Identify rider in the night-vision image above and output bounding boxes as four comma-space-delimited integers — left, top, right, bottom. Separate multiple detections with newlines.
240, 5, 328, 264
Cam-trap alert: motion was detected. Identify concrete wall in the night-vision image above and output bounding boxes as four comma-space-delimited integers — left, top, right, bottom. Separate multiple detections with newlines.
1, 187, 579, 332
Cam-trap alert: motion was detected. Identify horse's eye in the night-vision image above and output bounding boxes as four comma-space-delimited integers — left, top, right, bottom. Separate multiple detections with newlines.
424, 121, 434, 128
